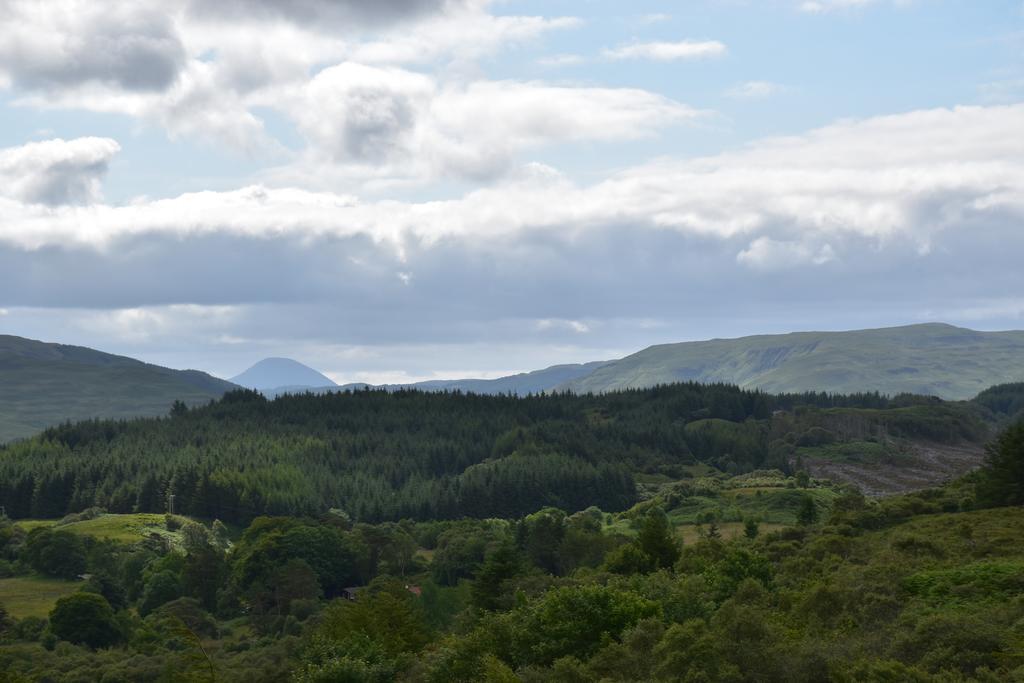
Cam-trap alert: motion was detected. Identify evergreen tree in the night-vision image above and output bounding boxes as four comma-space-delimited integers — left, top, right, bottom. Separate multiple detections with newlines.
637, 508, 680, 569
797, 495, 819, 526
977, 420, 1024, 508
471, 541, 521, 612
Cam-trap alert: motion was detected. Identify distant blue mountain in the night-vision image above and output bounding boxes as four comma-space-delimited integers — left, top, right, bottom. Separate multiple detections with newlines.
230, 358, 337, 392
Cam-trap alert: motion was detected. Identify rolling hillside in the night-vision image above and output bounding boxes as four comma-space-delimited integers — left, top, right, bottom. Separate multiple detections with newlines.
0, 335, 237, 443
558, 323, 1024, 399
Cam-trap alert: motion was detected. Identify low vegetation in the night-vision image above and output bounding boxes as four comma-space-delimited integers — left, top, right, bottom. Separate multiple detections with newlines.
0, 383, 1021, 680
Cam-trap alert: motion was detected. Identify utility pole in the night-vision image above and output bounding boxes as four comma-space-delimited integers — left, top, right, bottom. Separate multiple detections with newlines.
168, 494, 175, 515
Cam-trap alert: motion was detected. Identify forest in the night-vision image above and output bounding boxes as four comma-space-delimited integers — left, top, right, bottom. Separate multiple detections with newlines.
0, 383, 996, 525
0, 409, 1021, 681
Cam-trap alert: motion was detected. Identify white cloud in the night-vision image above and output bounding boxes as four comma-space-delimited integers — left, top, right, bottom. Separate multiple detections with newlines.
291, 64, 701, 181
799, 0, 912, 13
536, 319, 591, 333
0, 0, 582, 159
603, 40, 727, 61
349, 11, 580, 65
0, 137, 121, 206
0, 104, 1021, 273
537, 53, 586, 67
0, 0, 186, 92
74, 303, 241, 344
737, 237, 835, 270
726, 80, 787, 99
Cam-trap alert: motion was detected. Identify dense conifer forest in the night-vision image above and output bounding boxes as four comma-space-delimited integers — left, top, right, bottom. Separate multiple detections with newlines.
0, 384, 992, 524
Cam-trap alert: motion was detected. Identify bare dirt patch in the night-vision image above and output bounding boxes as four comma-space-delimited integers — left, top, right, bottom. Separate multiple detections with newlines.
804, 442, 985, 497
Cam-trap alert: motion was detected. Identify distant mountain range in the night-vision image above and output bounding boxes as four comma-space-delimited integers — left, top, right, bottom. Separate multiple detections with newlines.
283, 324, 1024, 401
0, 335, 237, 443
4, 323, 1023, 443
230, 357, 337, 392
558, 323, 1024, 400
323, 361, 609, 398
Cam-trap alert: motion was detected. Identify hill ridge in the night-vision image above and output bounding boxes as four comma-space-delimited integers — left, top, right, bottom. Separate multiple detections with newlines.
0, 335, 237, 443
558, 323, 1024, 399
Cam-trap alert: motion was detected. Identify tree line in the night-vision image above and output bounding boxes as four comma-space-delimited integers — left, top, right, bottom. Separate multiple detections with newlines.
0, 383, 992, 524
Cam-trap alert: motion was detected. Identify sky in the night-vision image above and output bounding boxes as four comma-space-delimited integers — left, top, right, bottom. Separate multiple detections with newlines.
0, 0, 1023, 384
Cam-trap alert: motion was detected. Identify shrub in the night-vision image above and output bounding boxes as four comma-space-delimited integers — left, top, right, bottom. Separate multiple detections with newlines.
49, 592, 121, 649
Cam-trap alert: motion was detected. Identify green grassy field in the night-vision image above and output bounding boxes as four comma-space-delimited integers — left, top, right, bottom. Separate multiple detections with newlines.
0, 576, 84, 619
14, 513, 191, 545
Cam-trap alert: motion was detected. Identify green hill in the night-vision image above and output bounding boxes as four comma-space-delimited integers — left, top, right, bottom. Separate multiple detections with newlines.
0, 335, 238, 443
559, 323, 1024, 399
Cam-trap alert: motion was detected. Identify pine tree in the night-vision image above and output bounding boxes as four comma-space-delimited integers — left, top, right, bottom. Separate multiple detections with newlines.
977, 420, 1024, 507
471, 541, 521, 612
797, 495, 818, 526
637, 508, 680, 569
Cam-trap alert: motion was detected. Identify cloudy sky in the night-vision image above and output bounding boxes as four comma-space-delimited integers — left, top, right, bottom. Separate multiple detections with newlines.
1, 0, 1023, 383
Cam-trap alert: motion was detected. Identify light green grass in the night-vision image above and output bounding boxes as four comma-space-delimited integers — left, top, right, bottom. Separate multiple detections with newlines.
60, 513, 178, 543
16, 513, 189, 545
667, 486, 841, 526
677, 522, 786, 545
0, 576, 84, 619
11, 520, 57, 531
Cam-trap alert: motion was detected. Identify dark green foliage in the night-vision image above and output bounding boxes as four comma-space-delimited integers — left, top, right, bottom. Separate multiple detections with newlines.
470, 542, 521, 612
429, 520, 508, 586
231, 517, 364, 597
744, 518, 759, 539
139, 570, 181, 617
0, 382, 941, 524
516, 507, 565, 574
0, 602, 10, 637
976, 419, 1024, 507
502, 584, 659, 667
973, 382, 1024, 420
48, 592, 121, 649
314, 582, 432, 658
796, 495, 818, 526
82, 572, 126, 611
23, 528, 86, 579
637, 508, 680, 570
182, 546, 226, 611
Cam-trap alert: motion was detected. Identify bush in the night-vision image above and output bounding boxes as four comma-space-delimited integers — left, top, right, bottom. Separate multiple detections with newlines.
23, 528, 87, 579
139, 570, 182, 617
11, 615, 47, 641
49, 592, 121, 649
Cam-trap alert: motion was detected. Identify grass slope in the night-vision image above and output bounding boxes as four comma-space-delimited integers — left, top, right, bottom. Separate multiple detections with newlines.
0, 576, 84, 619
13, 513, 195, 546
560, 323, 1024, 400
0, 335, 237, 443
